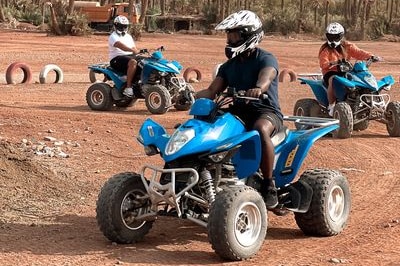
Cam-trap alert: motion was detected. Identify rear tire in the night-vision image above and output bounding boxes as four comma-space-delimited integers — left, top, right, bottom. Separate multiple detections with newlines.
293, 98, 321, 117
208, 186, 267, 261
293, 98, 321, 129
294, 169, 351, 236
96, 172, 154, 244
385, 101, 400, 137
86, 83, 113, 111
332, 102, 353, 139
144, 85, 171, 114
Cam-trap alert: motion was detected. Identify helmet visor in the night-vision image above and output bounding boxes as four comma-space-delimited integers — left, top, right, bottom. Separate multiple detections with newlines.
326, 33, 342, 43
116, 23, 128, 32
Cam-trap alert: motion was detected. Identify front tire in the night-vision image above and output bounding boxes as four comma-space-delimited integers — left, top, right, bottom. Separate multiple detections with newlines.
144, 85, 171, 114
294, 169, 351, 236
385, 101, 400, 137
208, 186, 267, 261
86, 83, 113, 111
174, 85, 195, 111
96, 172, 154, 244
332, 102, 353, 139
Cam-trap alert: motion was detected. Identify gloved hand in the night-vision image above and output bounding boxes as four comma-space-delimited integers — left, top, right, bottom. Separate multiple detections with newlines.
139, 48, 148, 54
370, 55, 382, 62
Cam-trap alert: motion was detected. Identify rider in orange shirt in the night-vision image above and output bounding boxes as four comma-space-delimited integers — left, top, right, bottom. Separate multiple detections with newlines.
319, 22, 379, 116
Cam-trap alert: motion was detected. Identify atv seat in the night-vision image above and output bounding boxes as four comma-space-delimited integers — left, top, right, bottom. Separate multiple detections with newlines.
271, 126, 288, 147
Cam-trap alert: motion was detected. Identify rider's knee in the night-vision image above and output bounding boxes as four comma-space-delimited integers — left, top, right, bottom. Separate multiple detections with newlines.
128, 59, 137, 68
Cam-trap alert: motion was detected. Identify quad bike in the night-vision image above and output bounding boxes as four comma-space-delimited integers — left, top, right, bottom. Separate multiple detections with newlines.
86, 46, 195, 114
293, 58, 400, 138
96, 89, 351, 261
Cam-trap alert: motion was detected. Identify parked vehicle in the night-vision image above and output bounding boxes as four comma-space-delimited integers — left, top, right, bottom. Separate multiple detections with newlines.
95, 88, 351, 261
293, 58, 399, 138
74, 1, 141, 31
86, 46, 195, 114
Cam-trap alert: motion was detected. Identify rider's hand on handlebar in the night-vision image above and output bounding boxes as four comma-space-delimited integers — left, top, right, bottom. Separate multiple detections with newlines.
370, 55, 382, 62
139, 49, 148, 54
246, 88, 263, 98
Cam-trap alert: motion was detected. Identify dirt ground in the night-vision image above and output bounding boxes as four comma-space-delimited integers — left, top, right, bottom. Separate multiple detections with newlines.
0, 29, 399, 266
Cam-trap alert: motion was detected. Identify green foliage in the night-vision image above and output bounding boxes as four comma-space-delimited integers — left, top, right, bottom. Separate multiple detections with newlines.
201, 3, 218, 25
4, 0, 43, 25
263, 6, 298, 35
368, 14, 390, 39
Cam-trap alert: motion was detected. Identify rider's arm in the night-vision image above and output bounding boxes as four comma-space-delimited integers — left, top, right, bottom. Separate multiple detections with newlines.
246, 66, 277, 98
319, 48, 339, 74
346, 42, 372, 61
114, 41, 139, 54
196, 76, 227, 100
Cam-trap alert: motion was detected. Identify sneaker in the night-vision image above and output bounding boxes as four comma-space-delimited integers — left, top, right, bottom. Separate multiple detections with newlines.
264, 186, 278, 209
261, 179, 278, 209
123, 87, 133, 97
328, 103, 335, 117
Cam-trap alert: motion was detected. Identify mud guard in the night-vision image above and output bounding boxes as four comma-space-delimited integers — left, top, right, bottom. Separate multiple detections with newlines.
299, 78, 328, 106
137, 118, 169, 150
279, 180, 313, 213
207, 131, 261, 179
378, 75, 395, 87
333, 76, 354, 101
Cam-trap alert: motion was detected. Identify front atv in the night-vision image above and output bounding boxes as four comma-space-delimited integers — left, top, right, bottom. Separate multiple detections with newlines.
95, 91, 351, 261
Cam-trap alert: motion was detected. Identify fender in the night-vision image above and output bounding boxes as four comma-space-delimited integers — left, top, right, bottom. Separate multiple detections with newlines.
274, 122, 339, 187
378, 75, 395, 88
299, 78, 328, 106
333, 76, 355, 101
137, 118, 169, 150
91, 66, 125, 89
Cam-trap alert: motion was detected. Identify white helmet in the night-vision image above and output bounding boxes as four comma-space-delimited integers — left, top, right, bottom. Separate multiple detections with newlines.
326, 22, 345, 48
215, 10, 264, 59
114, 15, 130, 36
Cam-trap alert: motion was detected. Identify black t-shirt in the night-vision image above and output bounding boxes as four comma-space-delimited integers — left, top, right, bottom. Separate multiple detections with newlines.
217, 48, 282, 118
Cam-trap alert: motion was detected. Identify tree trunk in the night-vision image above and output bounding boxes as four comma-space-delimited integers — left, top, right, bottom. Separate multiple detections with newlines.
67, 0, 75, 15
297, 0, 304, 33
48, 3, 63, 35
139, 0, 148, 24
360, 1, 366, 40
226, 0, 231, 15
389, 0, 394, 23
0, 2, 6, 22
161, 0, 165, 15
128, 0, 134, 19
314, 6, 317, 27
324, 0, 330, 29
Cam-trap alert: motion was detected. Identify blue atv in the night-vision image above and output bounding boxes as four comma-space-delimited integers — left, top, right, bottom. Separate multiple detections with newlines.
86, 46, 195, 114
95, 89, 351, 261
294, 58, 399, 138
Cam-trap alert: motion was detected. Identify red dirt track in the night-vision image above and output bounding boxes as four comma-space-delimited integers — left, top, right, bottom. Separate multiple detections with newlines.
0, 30, 399, 266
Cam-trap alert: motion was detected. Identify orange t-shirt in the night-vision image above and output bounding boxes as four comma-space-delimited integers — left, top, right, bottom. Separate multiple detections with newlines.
319, 41, 372, 75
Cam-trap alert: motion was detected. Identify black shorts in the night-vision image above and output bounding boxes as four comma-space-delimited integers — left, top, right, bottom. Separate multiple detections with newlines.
110, 55, 136, 74
323, 71, 345, 85
228, 102, 283, 137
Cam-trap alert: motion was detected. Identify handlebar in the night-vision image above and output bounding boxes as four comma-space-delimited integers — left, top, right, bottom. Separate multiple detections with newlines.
137, 46, 165, 56
220, 87, 268, 101
329, 56, 382, 72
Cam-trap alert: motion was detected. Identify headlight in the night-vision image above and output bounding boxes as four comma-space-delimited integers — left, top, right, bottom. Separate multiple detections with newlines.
364, 75, 378, 89
382, 85, 392, 91
165, 128, 195, 155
